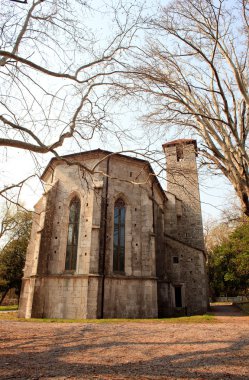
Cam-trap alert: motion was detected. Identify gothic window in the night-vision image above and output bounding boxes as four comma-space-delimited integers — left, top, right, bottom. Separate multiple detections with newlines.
113, 198, 126, 273
65, 197, 80, 271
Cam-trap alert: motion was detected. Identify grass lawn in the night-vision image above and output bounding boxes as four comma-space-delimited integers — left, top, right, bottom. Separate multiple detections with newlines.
0, 305, 18, 311
0, 311, 215, 324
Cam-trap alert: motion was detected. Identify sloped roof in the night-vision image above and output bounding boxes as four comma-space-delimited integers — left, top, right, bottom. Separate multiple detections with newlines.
41, 149, 167, 200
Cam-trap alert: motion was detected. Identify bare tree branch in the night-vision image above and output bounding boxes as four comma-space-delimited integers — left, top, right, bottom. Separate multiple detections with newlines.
0, 0, 144, 206
121, 0, 249, 215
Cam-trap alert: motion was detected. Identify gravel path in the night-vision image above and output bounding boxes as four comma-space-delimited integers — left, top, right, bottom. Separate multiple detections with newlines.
0, 305, 248, 380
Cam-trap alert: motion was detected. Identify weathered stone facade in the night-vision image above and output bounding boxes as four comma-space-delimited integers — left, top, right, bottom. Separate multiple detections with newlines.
19, 139, 208, 319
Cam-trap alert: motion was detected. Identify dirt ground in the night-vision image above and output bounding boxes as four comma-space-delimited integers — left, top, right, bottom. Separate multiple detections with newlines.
0, 304, 249, 380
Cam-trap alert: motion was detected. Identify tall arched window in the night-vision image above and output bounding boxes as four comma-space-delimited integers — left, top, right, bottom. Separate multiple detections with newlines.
113, 198, 125, 272
65, 196, 80, 271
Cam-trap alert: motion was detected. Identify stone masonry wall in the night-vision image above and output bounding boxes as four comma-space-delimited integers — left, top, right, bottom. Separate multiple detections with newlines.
103, 277, 158, 318
19, 155, 105, 319
20, 152, 163, 319
162, 140, 208, 316
18, 188, 50, 318
31, 276, 89, 319
164, 141, 204, 251
101, 156, 161, 317
165, 237, 208, 315
104, 156, 157, 278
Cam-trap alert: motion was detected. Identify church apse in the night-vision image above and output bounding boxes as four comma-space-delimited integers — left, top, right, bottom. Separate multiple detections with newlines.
18, 145, 208, 319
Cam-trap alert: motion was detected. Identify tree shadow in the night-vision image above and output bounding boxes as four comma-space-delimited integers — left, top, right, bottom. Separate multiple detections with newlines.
210, 303, 248, 317
0, 324, 249, 379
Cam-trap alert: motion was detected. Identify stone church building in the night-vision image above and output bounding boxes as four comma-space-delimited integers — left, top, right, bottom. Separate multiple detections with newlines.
19, 139, 208, 319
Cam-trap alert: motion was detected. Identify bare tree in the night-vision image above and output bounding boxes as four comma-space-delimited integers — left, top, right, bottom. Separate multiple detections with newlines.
0, 0, 142, 203
122, 0, 249, 215
0, 202, 19, 242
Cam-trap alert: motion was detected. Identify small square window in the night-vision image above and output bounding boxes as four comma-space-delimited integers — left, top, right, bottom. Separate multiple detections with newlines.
173, 256, 179, 264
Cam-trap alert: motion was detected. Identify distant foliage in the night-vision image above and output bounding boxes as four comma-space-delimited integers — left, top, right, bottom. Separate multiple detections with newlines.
0, 210, 32, 304
208, 220, 249, 299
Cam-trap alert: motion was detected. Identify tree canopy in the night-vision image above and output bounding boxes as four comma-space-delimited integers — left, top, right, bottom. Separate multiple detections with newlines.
0, 210, 32, 304
208, 219, 249, 298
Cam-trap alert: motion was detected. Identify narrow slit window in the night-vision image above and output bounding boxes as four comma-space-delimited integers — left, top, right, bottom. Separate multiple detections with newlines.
176, 145, 184, 161
175, 286, 182, 308
65, 197, 80, 271
113, 198, 125, 273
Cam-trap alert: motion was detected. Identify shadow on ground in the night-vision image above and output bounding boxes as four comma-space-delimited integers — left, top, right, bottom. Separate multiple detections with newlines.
0, 320, 249, 380
210, 303, 247, 317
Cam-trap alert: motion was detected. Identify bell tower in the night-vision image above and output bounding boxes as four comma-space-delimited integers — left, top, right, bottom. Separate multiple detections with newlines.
163, 139, 204, 251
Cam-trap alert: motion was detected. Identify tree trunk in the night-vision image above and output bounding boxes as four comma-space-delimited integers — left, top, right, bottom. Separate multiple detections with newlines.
241, 193, 249, 217
234, 183, 249, 217
0, 287, 10, 306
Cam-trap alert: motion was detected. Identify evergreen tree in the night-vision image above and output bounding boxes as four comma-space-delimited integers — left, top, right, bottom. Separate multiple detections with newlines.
208, 220, 249, 298
0, 210, 32, 304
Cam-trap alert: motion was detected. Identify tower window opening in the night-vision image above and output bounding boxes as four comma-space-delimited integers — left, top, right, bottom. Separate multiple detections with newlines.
175, 286, 182, 307
173, 256, 179, 264
176, 145, 184, 161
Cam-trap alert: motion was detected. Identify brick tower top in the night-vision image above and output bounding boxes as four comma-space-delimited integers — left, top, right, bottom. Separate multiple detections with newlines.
162, 138, 197, 148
